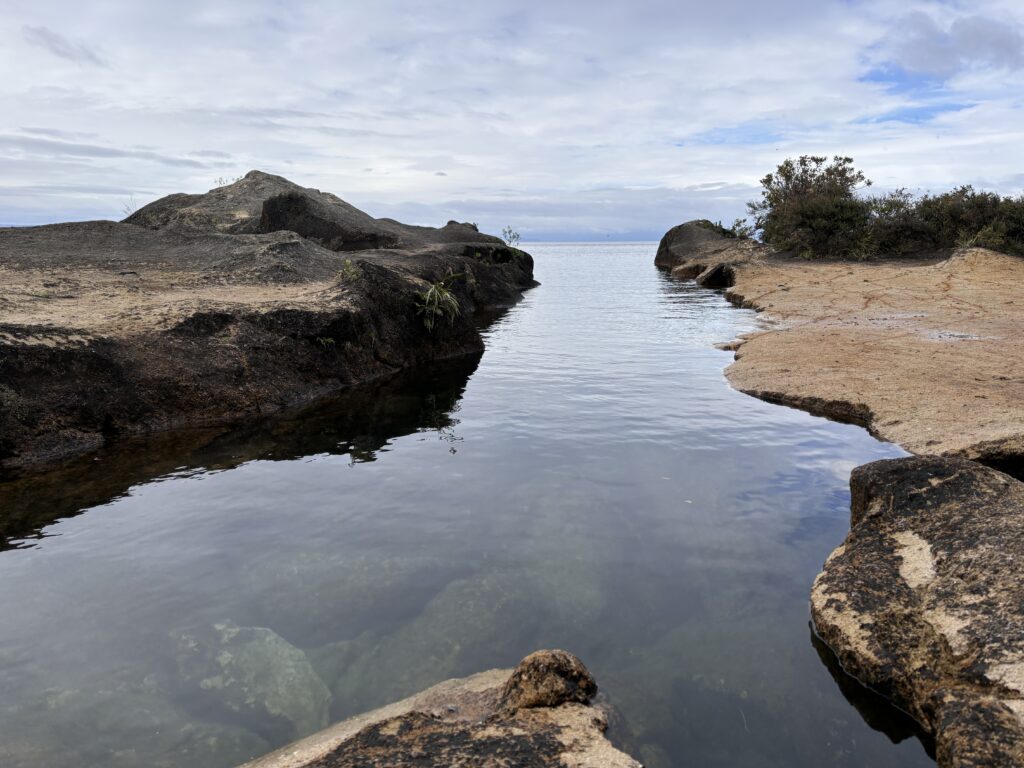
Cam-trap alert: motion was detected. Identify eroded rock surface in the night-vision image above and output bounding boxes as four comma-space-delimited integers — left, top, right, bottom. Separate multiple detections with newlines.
241, 650, 640, 768
0, 172, 534, 473
812, 457, 1024, 766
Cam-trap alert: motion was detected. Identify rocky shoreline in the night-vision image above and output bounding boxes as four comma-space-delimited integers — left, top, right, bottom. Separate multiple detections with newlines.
656, 221, 1024, 473
0, 171, 535, 475
658, 221, 1024, 765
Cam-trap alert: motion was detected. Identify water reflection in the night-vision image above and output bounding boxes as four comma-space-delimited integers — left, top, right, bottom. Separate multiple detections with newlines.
809, 626, 935, 756
0, 355, 479, 550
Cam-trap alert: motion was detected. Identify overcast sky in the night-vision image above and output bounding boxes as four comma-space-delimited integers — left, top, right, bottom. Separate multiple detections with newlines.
3, 0, 1023, 239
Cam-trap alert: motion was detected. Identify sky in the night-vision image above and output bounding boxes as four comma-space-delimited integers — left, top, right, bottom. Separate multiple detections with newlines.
2, 0, 1023, 240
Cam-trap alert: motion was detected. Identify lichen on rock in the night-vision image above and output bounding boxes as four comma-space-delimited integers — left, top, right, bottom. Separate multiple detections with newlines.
498, 649, 598, 714
240, 650, 639, 768
812, 456, 1024, 766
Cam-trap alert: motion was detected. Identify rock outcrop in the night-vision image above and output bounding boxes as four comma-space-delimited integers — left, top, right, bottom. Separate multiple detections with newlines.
240, 650, 640, 768
0, 172, 535, 473
812, 456, 1024, 766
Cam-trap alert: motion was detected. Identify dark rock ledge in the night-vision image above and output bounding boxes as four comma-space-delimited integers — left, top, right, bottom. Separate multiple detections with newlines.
0, 171, 535, 474
812, 457, 1024, 767
238, 650, 641, 768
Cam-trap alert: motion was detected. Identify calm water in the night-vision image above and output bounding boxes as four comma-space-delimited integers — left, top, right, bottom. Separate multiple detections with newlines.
0, 244, 933, 767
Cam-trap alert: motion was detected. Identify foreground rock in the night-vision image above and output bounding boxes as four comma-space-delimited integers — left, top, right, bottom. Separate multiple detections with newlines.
240, 650, 640, 768
656, 221, 1024, 474
812, 456, 1024, 766
0, 172, 534, 473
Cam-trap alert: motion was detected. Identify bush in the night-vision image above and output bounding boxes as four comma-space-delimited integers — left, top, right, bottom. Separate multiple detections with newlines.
747, 156, 873, 258
746, 157, 1024, 258
501, 226, 521, 247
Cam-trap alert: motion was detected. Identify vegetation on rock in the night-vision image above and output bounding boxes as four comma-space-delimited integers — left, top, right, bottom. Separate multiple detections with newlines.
501, 226, 521, 247
744, 155, 1024, 259
416, 272, 463, 331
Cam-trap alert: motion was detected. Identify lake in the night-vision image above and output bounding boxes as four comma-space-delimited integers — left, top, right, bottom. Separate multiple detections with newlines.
0, 243, 933, 767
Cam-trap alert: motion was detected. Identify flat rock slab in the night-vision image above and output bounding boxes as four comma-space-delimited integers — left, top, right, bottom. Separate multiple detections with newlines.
240, 650, 640, 768
656, 222, 1024, 472
812, 456, 1024, 767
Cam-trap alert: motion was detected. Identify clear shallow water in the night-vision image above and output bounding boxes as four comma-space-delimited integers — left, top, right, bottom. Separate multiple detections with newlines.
0, 243, 933, 767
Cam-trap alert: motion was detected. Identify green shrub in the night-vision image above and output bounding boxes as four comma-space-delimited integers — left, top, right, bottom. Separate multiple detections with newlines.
729, 218, 755, 239
745, 157, 1024, 258
867, 189, 931, 257
336, 258, 362, 283
747, 155, 873, 258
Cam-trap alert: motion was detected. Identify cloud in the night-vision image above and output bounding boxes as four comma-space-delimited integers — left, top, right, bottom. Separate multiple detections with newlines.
0, 135, 210, 168
19, 126, 98, 140
2, 1, 1024, 232
877, 11, 1024, 78
21, 25, 107, 67
188, 149, 233, 158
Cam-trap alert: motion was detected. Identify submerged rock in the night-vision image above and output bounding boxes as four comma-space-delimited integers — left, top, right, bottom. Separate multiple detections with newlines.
175, 622, 331, 744
0, 679, 269, 768
812, 456, 1024, 766
240, 650, 640, 768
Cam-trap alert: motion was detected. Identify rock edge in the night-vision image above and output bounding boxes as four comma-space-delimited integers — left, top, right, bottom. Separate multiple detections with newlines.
239, 650, 640, 768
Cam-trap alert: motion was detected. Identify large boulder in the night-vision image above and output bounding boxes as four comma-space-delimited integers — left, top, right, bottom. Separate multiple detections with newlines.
654, 220, 745, 269
812, 456, 1024, 766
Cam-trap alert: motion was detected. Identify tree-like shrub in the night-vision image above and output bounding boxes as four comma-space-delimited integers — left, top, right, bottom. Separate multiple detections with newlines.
746, 156, 873, 258
745, 157, 1024, 258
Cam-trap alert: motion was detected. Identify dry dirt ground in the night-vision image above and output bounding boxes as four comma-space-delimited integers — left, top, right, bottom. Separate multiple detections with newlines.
0, 265, 339, 342
718, 248, 1024, 471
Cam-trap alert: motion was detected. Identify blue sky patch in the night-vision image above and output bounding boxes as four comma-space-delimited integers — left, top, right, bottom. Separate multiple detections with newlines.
858, 102, 972, 124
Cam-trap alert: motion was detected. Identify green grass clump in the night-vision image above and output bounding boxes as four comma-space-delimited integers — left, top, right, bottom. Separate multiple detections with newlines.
416, 273, 462, 332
